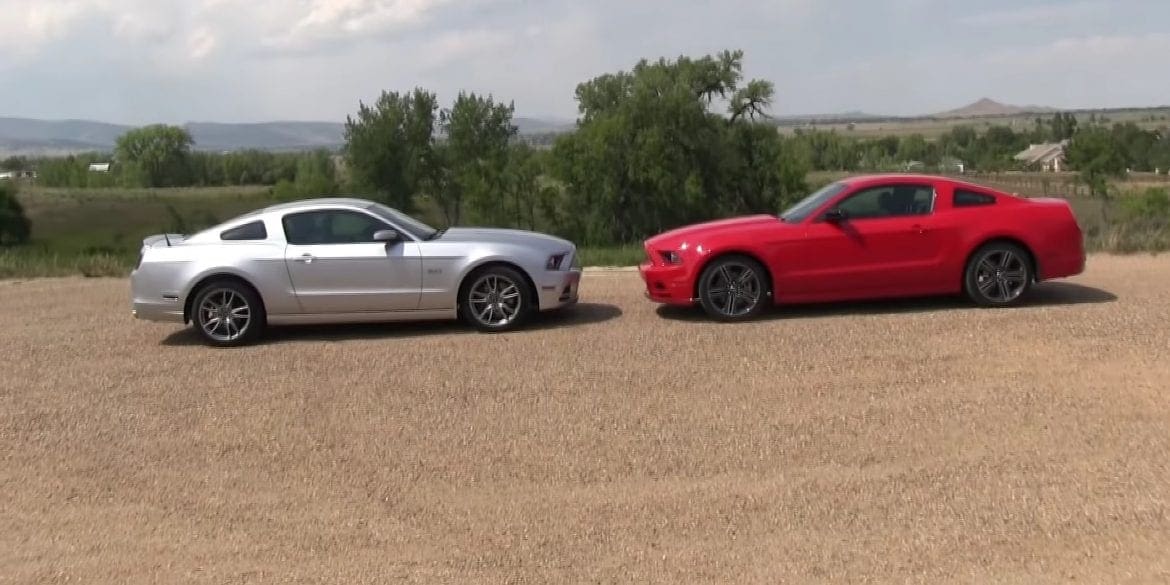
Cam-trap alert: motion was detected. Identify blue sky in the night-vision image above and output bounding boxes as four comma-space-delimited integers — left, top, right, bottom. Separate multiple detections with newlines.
1, 0, 1167, 124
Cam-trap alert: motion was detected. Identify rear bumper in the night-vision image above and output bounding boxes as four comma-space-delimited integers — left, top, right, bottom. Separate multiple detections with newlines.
131, 299, 184, 323
1040, 246, 1086, 280
638, 261, 696, 306
536, 268, 582, 311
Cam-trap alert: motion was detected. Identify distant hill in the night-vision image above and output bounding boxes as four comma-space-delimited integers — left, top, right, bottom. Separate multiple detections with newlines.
0, 115, 577, 156
933, 98, 1056, 118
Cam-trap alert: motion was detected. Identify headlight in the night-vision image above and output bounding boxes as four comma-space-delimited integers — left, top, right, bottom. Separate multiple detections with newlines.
659, 250, 683, 265
546, 253, 567, 270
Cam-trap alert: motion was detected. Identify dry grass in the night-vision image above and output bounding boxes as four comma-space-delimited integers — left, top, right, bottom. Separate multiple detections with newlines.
3, 256, 1170, 583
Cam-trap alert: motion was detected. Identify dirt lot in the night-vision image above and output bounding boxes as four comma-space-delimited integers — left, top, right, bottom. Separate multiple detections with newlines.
3, 255, 1170, 584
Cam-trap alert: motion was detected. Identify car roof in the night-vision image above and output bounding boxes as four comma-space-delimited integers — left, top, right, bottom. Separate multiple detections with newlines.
259, 197, 377, 213
837, 173, 1010, 195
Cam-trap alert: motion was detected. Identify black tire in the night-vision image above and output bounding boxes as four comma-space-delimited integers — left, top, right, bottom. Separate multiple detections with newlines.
190, 279, 266, 347
963, 242, 1033, 307
697, 255, 770, 321
459, 265, 533, 332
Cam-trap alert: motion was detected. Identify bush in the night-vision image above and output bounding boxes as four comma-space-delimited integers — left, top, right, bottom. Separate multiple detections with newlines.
0, 182, 32, 246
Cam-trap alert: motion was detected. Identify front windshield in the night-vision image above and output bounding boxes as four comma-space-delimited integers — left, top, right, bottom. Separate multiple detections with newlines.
367, 202, 438, 240
779, 181, 848, 223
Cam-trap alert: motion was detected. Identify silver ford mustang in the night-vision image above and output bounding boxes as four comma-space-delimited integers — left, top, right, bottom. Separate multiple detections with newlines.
130, 197, 582, 346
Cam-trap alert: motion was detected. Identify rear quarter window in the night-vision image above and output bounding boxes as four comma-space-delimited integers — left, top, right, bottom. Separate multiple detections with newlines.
953, 189, 997, 208
221, 220, 268, 241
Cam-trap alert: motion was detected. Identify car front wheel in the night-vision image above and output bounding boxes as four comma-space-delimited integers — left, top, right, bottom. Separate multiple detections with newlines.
964, 242, 1033, 307
460, 266, 533, 332
191, 280, 266, 347
697, 255, 770, 321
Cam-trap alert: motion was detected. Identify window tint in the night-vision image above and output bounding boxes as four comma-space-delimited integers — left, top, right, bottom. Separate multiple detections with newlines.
833, 184, 934, 220
282, 210, 389, 245
220, 220, 267, 241
953, 189, 997, 207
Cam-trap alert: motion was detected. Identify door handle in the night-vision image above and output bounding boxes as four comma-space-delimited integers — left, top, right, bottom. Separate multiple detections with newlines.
296, 253, 315, 263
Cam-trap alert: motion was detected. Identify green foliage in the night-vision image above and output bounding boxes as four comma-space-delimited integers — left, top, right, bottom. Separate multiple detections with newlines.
550, 49, 807, 244
115, 124, 195, 187
1120, 188, 1170, 222
433, 92, 518, 225
1066, 126, 1128, 201
272, 150, 340, 200
0, 182, 32, 246
343, 88, 438, 211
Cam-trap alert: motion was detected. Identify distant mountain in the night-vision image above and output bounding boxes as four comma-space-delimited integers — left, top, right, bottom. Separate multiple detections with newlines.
0, 115, 577, 156
934, 98, 1056, 118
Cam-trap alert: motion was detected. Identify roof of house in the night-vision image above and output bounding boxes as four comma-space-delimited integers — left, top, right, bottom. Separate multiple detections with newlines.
1014, 141, 1068, 164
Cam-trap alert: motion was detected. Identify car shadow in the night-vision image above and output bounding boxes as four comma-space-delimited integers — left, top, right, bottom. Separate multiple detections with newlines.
654, 281, 1118, 322
161, 302, 623, 346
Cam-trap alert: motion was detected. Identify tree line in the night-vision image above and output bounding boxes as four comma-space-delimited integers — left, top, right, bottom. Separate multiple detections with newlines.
4, 48, 1170, 248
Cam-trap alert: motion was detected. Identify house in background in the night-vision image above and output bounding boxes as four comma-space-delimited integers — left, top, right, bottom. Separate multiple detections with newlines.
0, 170, 37, 181
1014, 140, 1069, 172
88, 162, 112, 173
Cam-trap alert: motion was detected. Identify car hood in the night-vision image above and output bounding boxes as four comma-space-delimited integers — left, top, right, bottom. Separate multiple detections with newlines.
436, 227, 574, 250
645, 214, 780, 247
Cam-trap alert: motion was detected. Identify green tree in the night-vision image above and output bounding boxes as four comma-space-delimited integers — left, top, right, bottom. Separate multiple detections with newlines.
1066, 126, 1127, 220
343, 88, 438, 211
114, 124, 195, 187
552, 50, 805, 244
435, 92, 517, 225
0, 182, 31, 246
273, 149, 340, 200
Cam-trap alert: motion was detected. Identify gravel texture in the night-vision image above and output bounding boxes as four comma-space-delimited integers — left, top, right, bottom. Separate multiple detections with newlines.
2, 254, 1169, 583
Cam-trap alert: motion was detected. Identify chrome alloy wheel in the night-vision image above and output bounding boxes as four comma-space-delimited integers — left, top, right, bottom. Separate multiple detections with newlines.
974, 249, 1029, 303
467, 274, 523, 327
197, 288, 252, 343
704, 261, 763, 318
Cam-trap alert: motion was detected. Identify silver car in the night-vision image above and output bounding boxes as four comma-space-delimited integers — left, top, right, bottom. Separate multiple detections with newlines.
130, 197, 582, 346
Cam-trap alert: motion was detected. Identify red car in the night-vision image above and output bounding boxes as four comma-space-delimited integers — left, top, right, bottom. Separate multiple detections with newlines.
639, 174, 1086, 320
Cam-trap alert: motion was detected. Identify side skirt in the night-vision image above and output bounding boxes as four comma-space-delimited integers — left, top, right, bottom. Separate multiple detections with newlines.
268, 308, 457, 326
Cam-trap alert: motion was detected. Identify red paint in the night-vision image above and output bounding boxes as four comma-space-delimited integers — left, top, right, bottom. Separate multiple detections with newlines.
638, 174, 1085, 307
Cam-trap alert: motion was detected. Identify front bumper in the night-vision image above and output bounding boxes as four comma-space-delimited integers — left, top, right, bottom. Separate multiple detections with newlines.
536, 268, 582, 311
638, 261, 696, 306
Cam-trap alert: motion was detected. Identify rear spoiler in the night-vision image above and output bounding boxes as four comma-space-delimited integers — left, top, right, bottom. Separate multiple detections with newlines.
142, 233, 186, 248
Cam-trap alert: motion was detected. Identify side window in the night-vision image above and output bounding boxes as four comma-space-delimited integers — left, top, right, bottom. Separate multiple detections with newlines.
835, 184, 934, 220
953, 189, 997, 207
220, 220, 267, 241
282, 210, 388, 245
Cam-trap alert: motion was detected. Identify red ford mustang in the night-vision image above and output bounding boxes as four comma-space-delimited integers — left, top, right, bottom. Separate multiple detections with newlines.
639, 174, 1086, 320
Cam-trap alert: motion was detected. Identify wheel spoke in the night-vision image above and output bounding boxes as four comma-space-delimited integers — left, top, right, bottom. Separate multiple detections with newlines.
996, 280, 1009, 300
999, 251, 1015, 269
736, 269, 755, 286
719, 266, 733, 286
977, 278, 996, 293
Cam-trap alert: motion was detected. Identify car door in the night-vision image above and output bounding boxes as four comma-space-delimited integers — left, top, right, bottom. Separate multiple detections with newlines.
795, 182, 941, 298
282, 209, 422, 313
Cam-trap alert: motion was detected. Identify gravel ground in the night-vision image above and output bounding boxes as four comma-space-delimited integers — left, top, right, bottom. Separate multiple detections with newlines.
3, 255, 1170, 584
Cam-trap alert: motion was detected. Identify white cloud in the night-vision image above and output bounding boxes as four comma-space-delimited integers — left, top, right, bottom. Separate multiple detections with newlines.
0, 0, 90, 55
187, 26, 219, 60
958, 1, 1108, 27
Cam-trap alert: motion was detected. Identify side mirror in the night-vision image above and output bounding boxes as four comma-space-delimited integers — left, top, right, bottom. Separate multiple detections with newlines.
373, 229, 400, 243
823, 209, 847, 223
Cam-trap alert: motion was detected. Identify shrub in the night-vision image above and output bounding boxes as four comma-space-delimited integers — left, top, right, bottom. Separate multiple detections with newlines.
0, 182, 32, 246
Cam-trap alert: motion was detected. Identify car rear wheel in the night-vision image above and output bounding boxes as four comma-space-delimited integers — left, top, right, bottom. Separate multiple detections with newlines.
697, 255, 769, 321
460, 266, 532, 332
191, 280, 266, 347
964, 242, 1033, 307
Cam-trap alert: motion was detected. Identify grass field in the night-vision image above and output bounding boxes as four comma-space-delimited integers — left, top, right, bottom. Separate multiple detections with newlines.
3, 258, 1170, 583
